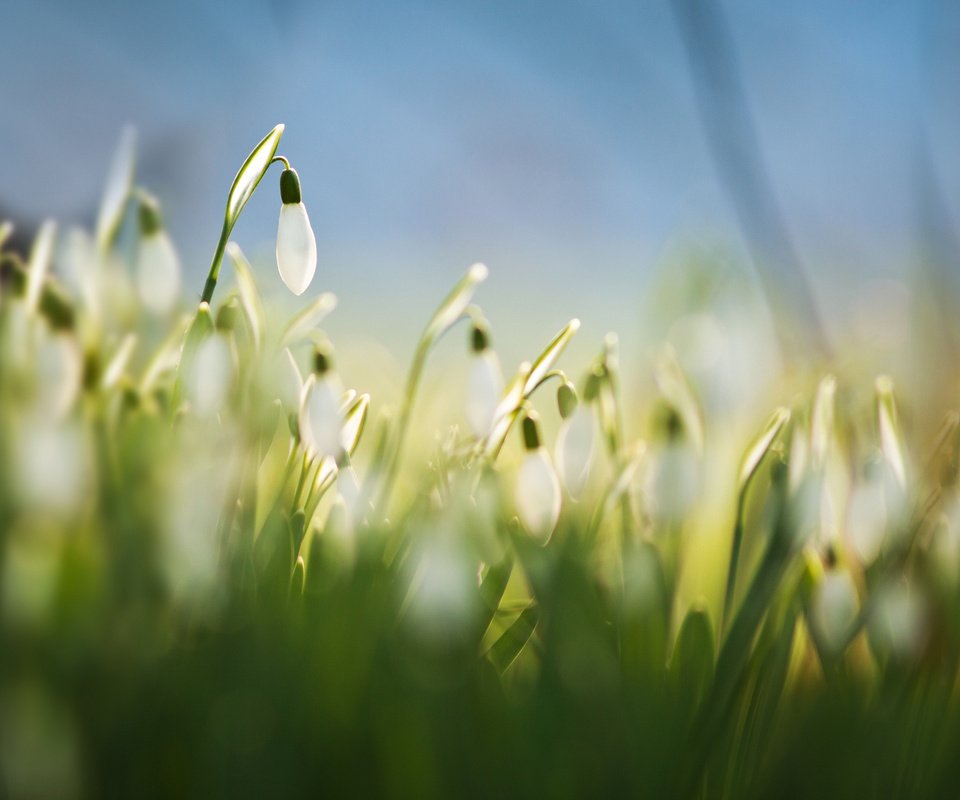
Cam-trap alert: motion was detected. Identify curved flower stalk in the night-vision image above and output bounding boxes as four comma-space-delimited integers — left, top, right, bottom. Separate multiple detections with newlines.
276, 168, 317, 296
465, 320, 503, 438
515, 412, 561, 544
135, 193, 181, 316
555, 378, 598, 499
199, 124, 318, 305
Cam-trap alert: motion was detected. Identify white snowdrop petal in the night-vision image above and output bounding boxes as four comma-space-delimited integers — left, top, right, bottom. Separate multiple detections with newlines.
136, 231, 181, 315
276, 203, 317, 296
556, 405, 595, 498
35, 331, 83, 419
186, 336, 232, 417
14, 417, 92, 516
811, 571, 859, 653
299, 375, 342, 458
406, 535, 477, 640
516, 449, 561, 543
847, 480, 887, 565
645, 442, 699, 527
466, 351, 503, 437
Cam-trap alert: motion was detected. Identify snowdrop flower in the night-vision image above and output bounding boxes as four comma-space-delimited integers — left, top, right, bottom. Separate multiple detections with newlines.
299, 344, 343, 458
644, 405, 699, 528
846, 455, 905, 566
516, 412, 561, 544
554, 380, 596, 499
465, 321, 503, 437
810, 566, 859, 654
135, 195, 181, 315
185, 334, 233, 417
276, 168, 317, 296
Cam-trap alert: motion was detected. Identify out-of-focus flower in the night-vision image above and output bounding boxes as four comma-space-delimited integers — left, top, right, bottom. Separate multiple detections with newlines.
810, 568, 859, 654
846, 455, 906, 566
276, 168, 317, 296
643, 405, 699, 528
555, 382, 596, 499
135, 195, 181, 315
185, 334, 233, 417
516, 413, 561, 544
465, 321, 503, 438
299, 344, 343, 458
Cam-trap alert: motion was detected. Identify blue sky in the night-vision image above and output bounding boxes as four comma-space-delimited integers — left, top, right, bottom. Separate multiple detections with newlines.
1, 1, 958, 356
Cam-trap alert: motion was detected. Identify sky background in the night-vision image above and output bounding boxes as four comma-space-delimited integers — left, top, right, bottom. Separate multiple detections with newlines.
1, 0, 959, 370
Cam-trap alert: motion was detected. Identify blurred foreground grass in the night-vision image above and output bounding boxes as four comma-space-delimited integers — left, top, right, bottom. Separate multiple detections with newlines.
1, 130, 960, 799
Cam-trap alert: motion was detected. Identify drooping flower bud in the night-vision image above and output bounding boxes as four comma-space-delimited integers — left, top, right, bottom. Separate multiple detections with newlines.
298, 343, 343, 458
276, 168, 317, 296
136, 195, 181, 315
644, 403, 699, 527
809, 567, 859, 655
465, 321, 503, 437
555, 382, 595, 499
516, 412, 561, 544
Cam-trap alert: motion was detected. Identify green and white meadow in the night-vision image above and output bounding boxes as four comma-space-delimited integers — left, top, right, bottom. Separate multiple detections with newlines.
1, 125, 960, 798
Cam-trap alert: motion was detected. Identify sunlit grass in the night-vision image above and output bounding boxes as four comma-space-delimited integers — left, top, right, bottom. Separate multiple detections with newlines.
0, 126, 958, 799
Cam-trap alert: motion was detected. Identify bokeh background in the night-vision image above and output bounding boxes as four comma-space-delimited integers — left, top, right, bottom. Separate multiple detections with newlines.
2, 0, 959, 374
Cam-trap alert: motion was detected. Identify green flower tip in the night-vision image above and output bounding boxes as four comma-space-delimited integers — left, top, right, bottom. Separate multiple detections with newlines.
521, 412, 541, 451
653, 401, 683, 441
280, 168, 302, 205
583, 370, 602, 403
138, 195, 163, 236
313, 342, 333, 376
557, 382, 578, 420
471, 321, 491, 353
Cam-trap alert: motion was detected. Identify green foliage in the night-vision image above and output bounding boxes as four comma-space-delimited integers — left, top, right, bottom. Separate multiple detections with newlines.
1, 131, 960, 800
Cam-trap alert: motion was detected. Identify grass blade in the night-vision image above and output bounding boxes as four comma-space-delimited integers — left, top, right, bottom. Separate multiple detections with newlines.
225, 124, 284, 229
227, 242, 266, 352
487, 604, 539, 675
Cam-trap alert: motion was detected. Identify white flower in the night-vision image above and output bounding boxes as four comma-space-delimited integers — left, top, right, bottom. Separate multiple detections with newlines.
846, 478, 887, 565
516, 448, 561, 544
555, 404, 596, 499
136, 230, 181, 315
186, 335, 232, 417
810, 570, 859, 654
299, 373, 342, 458
466, 349, 503, 437
644, 441, 699, 527
276, 202, 317, 296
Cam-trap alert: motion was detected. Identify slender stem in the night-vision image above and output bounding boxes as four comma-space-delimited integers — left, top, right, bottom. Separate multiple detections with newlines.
200, 154, 289, 306
201, 224, 229, 305
376, 337, 430, 514
721, 490, 748, 638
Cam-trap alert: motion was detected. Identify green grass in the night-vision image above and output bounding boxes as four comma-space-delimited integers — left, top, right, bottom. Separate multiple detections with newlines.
0, 127, 959, 799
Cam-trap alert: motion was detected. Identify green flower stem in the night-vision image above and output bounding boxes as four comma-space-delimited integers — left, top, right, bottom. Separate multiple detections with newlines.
201, 227, 230, 304
376, 336, 431, 514
720, 490, 749, 638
